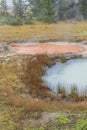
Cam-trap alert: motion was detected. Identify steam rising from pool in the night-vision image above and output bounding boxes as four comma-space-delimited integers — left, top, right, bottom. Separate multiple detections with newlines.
43, 59, 87, 95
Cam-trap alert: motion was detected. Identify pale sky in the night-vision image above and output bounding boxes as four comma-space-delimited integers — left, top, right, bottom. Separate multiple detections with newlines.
7, 0, 13, 6
6, 0, 78, 6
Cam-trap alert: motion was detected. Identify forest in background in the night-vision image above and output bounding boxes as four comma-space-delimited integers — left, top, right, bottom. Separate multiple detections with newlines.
0, 0, 87, 25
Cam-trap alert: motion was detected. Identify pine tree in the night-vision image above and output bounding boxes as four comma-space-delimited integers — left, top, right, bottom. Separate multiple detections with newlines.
13, 0, 27, 19
79, 0, 87, 18
29, 0, 42, 20
12, 0, 33, 25
41, 0, 55, 23
0, 0, 8, 16
29, 0, 55, 23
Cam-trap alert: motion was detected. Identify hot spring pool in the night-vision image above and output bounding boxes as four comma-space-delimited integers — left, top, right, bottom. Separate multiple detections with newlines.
43, 59, 87, 95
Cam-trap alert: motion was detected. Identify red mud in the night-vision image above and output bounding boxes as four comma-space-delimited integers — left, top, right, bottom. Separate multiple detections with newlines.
11, 43, 85, 55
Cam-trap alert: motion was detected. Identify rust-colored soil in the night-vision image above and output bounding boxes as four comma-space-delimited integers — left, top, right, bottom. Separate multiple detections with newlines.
11, 43, 85, 55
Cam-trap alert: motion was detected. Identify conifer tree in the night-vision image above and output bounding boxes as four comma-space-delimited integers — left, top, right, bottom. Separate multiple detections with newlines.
80, 0, 87, 18
0, 0, 7, 16
29, 0, 55, 23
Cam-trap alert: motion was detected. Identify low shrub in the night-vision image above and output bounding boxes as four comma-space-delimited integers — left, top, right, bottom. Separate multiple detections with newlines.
6, 15, 23, 25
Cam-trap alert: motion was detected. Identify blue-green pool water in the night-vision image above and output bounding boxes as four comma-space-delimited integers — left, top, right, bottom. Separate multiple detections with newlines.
43, 59, 87, 95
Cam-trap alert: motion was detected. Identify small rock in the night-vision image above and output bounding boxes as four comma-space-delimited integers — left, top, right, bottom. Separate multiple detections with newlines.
49, 91, 59, 100
82, 41, 87, 45
3, 45, 10, 51
0, 49, 4, 53
21, 94, 31, 98
31, 57, 37, 62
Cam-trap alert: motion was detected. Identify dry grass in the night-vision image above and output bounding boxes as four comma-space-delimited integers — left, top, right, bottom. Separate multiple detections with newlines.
6, 95, 87, 112
0, 57, 27, 101
21, 55, 54, 98
0, 22, 87, 43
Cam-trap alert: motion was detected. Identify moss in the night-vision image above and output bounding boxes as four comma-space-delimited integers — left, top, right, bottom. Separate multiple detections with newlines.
60, 55, 67, 63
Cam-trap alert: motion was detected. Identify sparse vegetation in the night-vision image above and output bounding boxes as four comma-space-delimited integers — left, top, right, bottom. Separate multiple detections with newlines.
57, 84, 87, 101
70, 85, 80, 102
70, 85, 86, 102
57, 84, 66, 98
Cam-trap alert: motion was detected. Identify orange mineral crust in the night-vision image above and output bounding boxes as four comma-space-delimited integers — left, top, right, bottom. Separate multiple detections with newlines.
11, 43, 85, 55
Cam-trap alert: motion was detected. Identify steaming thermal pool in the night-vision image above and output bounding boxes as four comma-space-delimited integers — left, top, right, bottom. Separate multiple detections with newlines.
43, 59, 87, 95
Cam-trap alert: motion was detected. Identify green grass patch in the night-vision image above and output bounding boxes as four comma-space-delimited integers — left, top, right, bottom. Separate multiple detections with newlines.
56, 115, 71, 124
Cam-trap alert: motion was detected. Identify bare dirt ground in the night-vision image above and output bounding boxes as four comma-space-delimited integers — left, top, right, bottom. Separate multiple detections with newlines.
11, 43, 85, 55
